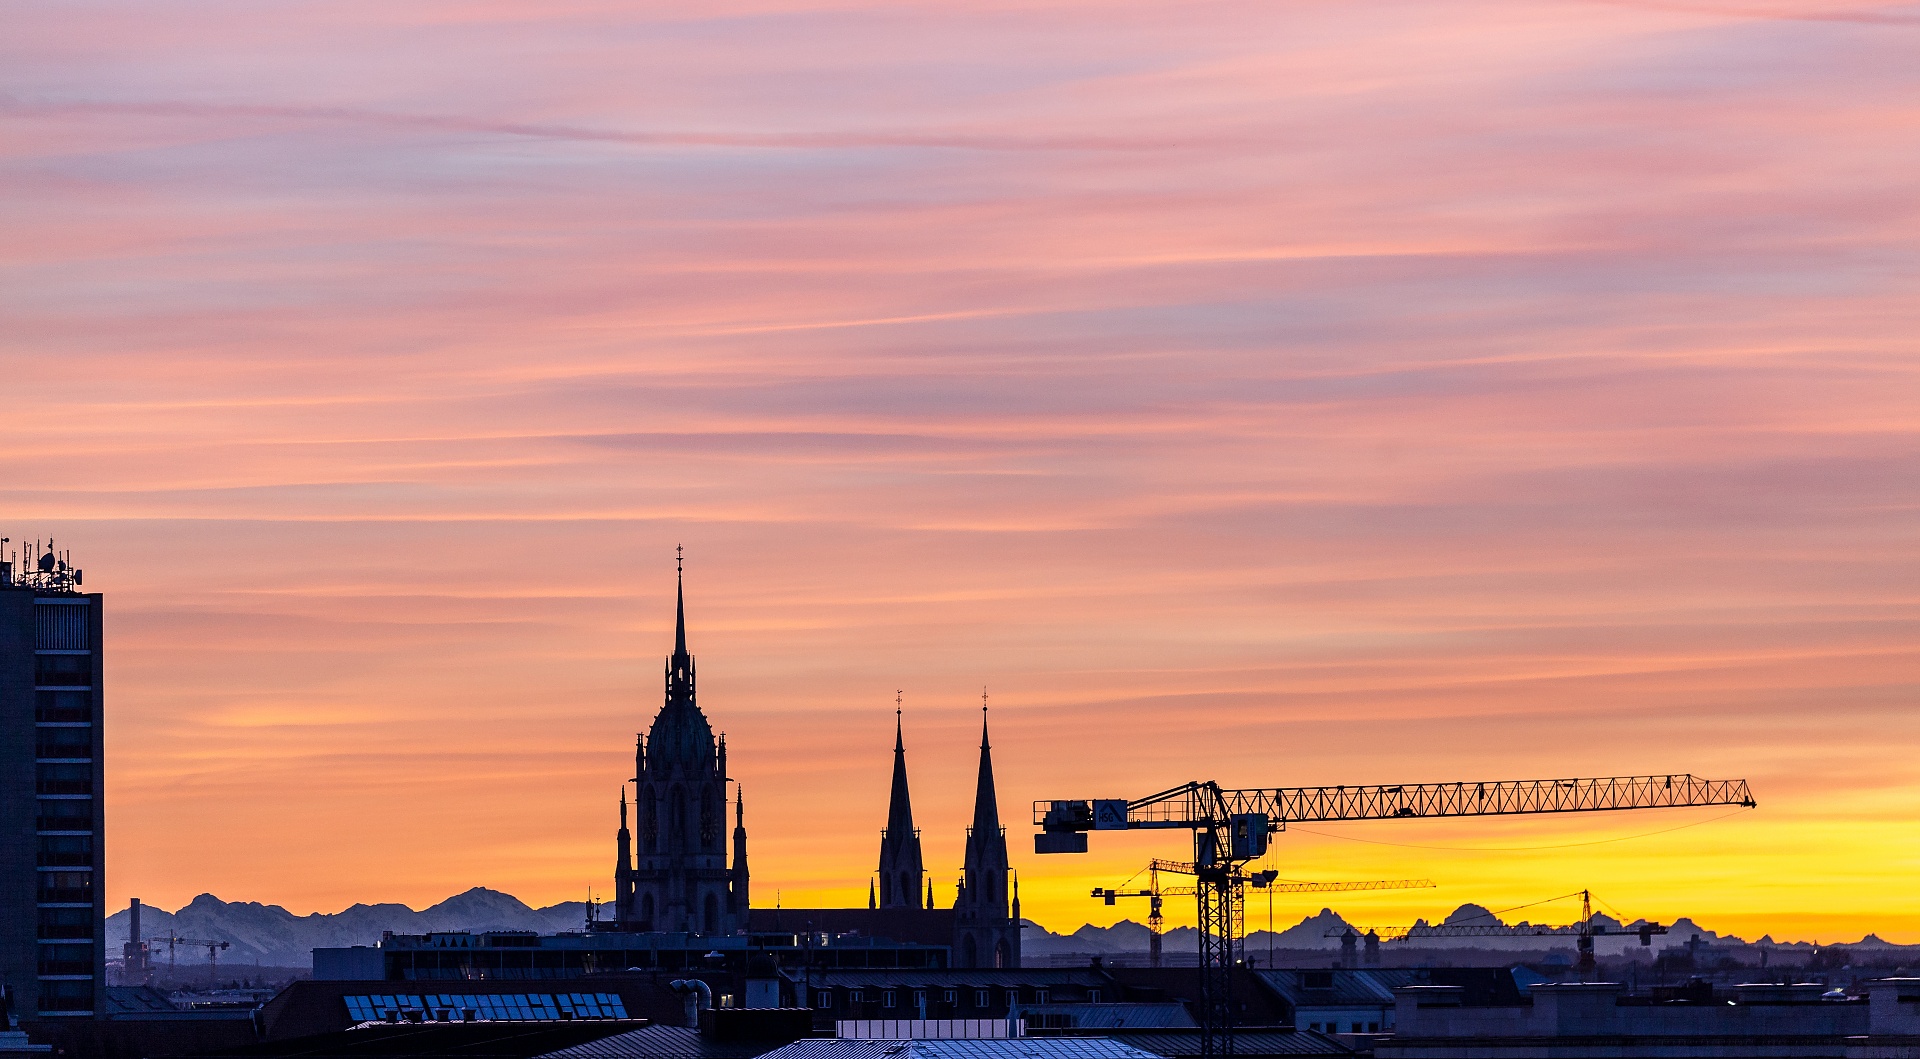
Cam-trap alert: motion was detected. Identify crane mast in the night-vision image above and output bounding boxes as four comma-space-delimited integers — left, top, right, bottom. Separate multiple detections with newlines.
1035, 773, 1755, 1058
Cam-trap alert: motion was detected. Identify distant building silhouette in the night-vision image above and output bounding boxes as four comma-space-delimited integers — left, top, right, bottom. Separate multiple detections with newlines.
613, 561, 747, 934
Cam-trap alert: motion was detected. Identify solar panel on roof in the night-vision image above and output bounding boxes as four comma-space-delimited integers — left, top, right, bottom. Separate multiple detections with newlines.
342, 992, 632, 1023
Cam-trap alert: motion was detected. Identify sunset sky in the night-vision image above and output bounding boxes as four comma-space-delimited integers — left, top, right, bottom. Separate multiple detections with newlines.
5, 0, 1918, 944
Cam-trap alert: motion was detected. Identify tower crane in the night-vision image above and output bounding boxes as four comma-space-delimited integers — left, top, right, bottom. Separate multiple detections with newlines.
1337, 889, 1668, 974
1035, 773, 1755, 1057
1094, 859, 1433, 968
159, 936, 231, 980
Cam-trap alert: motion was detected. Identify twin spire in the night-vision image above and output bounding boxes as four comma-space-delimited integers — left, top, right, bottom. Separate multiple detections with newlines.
878, 690, 1004, 912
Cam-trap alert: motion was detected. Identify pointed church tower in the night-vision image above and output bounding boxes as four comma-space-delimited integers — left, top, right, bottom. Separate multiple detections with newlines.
615, 788, 634, 913
953, 698, 1020, 967
876, 698, 926, 908
618, 550, 745, 934
730, 786, 750, 914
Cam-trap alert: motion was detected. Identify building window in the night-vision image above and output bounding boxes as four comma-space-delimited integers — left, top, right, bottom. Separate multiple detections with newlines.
33, 653, 92, 688
1368, 1023, 1379, 1033
34, 605, 91, 650
975, 989, 989, 1008
1088, 990, 1101, 1004
883, 990, 896, 1009
37, 980, 93, 1013
37, 835, 92, 868
944, 990, 957, 1004
814, 991, 833, 1009
1035, 990, 1048, 1004
36, 763, 91, 795
37, 871, 93, 903
36, 691, 90, 723
1005, 990, 1018, 1008
34, 726, 91, 760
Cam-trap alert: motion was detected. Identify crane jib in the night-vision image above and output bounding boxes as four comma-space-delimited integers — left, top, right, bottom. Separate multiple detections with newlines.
1034, 774, 1755, 836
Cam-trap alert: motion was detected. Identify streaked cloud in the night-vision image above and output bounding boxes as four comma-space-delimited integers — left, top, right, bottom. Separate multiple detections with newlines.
3, 0, 1916, 940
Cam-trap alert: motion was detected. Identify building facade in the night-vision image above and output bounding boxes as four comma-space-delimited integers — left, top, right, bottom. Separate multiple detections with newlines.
613, 566, 748, 934
0, 543, 104, 1020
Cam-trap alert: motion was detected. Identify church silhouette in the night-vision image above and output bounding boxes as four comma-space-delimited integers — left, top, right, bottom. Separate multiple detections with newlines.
612, 561, 1022, 968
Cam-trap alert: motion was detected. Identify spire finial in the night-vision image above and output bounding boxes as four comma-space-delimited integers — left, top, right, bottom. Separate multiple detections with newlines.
980, 686, 990, 749
672, 548, 688, 660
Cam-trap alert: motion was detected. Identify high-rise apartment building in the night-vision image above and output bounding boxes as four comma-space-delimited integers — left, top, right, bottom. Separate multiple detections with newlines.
0, 542, 103, 1021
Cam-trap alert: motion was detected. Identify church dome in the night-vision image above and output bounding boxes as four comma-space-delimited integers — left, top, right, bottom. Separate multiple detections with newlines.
648, 700, 714, 772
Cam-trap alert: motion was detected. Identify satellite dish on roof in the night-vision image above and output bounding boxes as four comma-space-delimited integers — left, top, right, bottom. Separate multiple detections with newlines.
39, 551, 57, 572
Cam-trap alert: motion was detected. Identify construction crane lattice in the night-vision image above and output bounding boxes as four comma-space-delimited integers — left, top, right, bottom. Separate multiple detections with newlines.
1036, 773, 1755, 1058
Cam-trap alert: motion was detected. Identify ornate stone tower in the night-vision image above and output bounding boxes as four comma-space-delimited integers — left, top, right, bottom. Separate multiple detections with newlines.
875, 701, 925, 908
953, 704, 1020, 967
615, 558, 747, 934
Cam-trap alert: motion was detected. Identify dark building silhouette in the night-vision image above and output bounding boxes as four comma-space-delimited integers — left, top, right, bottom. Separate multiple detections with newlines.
612, 558, 1016, 964
875, 705, 924, 910
613, 562, 747, 934
953, 709, 1021, 968
1, 542, 104, 1020
749, 706, 1021, 967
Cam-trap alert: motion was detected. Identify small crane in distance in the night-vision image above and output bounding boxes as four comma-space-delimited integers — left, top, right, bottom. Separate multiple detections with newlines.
1338, 888, 1668, 975
1094, 859, 1434, 968
159, 935, 231, 982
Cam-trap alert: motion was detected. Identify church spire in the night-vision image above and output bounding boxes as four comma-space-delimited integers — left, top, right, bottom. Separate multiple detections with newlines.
956, 688, 1018, 967
886, 695, 915, 838
661, 546, 698, 715
614, 786, 634, 916
876, 692, 925, 908
673, 544, 688, 661
970, 696, 1000, 836
731, 784, 750, 914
